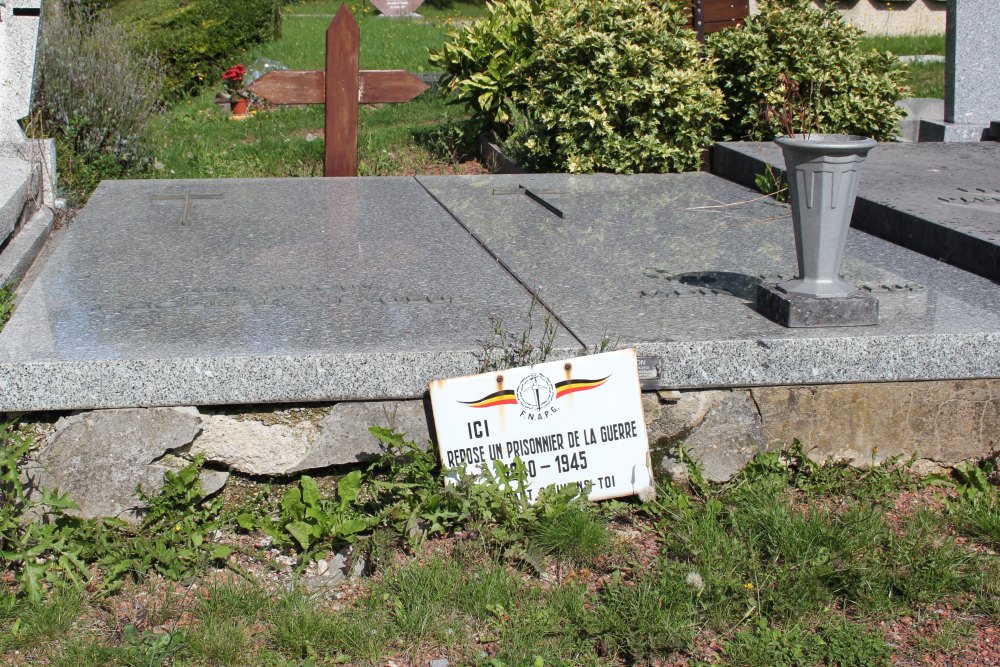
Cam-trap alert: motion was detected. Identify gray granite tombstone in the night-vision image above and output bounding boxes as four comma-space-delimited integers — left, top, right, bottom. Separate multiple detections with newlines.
0, 177, 580, 410
2, 173, 1000, 411
0, 0, 43, 143
419, 170, 999, 337
0, 0, 57, 289
920, 0, 999, 141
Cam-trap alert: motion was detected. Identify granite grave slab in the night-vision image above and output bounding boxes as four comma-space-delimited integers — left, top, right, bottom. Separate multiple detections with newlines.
712, 141, 1000, 282
418, 173, 1000, 387
2, 173, 1000, 412
0, 177, 581, 411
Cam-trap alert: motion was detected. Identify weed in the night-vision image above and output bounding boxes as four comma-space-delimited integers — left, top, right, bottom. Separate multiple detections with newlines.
0, 422, 90, 601
528, 506, 609, 580
97, 455, 232, 586
272, 589, 345, 660
0, 585, 85, 654
727, 616, 890, 667
816, 617, 893, 667
911, 617, 976, 655
237, 472, 372, 555
859, 34, 945, 56
883, 508, 979, 609
754, 164, 788, 202
727, 619, 820, 667
589, 565, 698, 661
0, 283, 14, 331
737, 440, 918, 504
904, 61, 945, 99
478, 299, 558, 372
121, 624, 188, 667
414, 113, 480, 164
949, 460, 1000, 549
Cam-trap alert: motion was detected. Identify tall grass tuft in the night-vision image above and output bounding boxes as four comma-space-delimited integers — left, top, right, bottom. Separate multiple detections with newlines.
33, 1, 164, 204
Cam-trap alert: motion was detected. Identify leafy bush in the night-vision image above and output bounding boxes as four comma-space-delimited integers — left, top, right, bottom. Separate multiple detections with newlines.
115, 0, 282, 100
33, 1, 164, 205
707, 0, 907, 141
431, 0, 723, 173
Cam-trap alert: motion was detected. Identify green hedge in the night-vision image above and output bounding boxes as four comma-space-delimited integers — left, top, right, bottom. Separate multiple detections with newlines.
116, 0, 282, 100
707, 0, 907, 141
431, 0, 722, 174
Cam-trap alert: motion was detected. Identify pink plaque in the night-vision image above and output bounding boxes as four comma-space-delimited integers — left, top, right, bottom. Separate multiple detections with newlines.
370, 0, 424, 16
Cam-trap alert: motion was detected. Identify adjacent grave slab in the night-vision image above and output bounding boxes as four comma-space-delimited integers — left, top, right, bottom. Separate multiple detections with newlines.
0, 177, 580, 411
712, 141, 1000, 282
2, 172, 1000, 412
0, 156, 36, 242
920, 0, 999, 142
419, 173, 1000, 387
0, 0, 43, 142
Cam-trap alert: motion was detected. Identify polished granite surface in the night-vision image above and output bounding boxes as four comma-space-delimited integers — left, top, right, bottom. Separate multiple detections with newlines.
2, 173, 998, 410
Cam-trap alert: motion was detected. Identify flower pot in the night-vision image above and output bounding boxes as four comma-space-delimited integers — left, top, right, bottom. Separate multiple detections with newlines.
231, 97, 250, 115
774, 133, 876, 298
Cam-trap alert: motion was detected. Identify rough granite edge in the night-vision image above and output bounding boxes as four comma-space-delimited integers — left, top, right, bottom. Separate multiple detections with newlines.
2, 334, 999, 411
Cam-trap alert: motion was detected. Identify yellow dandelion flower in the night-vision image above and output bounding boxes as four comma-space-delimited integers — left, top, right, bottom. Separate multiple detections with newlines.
744, 582, 754, 590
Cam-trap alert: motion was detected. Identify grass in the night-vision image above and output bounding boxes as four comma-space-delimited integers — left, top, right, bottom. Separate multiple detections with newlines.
0, 283, 14, 331
858, 33, 946, 99
3, 424, 1000, 665
147, 17, 948, 185
144, 1, 483, 182
860, 33, 946, 56
906, 61, 946, 98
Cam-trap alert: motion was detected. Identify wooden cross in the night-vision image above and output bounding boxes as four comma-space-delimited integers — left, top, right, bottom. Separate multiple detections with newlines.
248, 4, 429, 177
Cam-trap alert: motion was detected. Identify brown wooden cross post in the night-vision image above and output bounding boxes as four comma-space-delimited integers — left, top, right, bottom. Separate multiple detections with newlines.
248, 4, 429, 177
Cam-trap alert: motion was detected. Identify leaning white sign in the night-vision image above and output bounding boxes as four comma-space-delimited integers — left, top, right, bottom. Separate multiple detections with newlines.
429, 349, 653, 502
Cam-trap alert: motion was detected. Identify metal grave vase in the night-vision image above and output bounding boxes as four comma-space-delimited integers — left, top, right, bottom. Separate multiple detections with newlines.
774, 134, 877, 298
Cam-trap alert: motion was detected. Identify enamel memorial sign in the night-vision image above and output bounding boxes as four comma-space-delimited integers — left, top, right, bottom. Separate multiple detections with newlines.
429, 349, 654, 501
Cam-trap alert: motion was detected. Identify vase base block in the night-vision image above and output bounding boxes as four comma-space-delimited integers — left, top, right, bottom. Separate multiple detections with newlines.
756, 284, 879, 328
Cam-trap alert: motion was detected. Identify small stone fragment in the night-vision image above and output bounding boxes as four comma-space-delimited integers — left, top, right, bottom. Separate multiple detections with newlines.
191, 414, 316, 475
288, 400, 432, 472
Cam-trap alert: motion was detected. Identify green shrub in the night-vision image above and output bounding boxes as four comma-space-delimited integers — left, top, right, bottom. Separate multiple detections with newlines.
431, 0, 540, 129
115, 0, 282, 100
33, 1, 164, 205
432, 0, 723, 173
707, 0, 907, 141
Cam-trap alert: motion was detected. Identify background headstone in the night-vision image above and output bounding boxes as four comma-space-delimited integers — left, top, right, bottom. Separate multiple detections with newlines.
920, 0, 1000, 141
0, 0, 44, 142
369, 0, 423, 17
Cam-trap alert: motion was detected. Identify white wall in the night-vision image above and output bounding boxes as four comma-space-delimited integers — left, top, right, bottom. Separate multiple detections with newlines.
747, 0, 946, 36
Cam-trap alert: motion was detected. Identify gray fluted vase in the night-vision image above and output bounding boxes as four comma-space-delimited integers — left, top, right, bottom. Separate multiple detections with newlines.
774, 134, 877, 298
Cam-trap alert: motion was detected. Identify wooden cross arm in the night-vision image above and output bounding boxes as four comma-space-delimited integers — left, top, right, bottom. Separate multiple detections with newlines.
248, 69, 429, 105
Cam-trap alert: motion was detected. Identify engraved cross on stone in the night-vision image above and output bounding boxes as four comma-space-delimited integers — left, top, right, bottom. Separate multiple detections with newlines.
151, 193, 224, 226
492, 184, 564, 218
